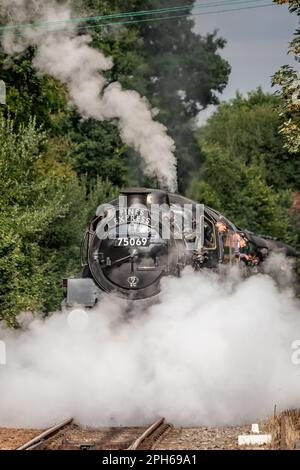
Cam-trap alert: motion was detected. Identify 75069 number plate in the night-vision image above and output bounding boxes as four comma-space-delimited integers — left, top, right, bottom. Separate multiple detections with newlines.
115, 237, 150, 247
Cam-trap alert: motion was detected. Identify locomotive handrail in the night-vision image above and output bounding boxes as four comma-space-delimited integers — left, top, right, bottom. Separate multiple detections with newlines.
80, 229, 90, 267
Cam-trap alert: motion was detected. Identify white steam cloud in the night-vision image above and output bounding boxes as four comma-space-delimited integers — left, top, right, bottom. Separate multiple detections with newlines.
0, 268, 299, 428
0, 1, 177, 191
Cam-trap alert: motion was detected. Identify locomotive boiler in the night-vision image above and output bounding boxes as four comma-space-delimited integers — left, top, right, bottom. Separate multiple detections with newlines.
64, 187, 297, 307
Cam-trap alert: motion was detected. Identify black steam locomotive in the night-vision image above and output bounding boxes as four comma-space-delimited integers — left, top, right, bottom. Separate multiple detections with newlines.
64, 187, 297, 307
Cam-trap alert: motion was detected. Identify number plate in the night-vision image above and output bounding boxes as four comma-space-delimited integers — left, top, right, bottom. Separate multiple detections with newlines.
115, 237, 150, 247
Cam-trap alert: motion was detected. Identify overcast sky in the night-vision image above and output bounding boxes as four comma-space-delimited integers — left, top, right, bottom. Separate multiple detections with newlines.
193, 2, 299, 122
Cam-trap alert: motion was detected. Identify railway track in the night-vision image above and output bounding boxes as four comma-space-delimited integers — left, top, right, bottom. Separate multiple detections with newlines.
16, 417, 172, 451
11, 408, 300, 450
16, 418, 74, 450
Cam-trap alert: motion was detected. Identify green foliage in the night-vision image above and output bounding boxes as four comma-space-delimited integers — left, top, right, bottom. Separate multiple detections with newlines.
272, 1, 300, 154
133, 0, 231, 191
84, 175, 119, 221
272, 64, 300, 154
188, 90, 299, 244
75, 0, 231, 192
0, 0, 231, 194
0, 115, 69, 322
39, 174, 118, 313
70, 118, 128, 186
188, 143, 292, 239
196, 89, 300, 190
0, 114, 116, 323
0, 48, 71, 132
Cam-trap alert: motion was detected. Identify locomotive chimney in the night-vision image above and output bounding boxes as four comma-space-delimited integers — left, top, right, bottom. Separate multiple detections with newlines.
121, 187, 169, 208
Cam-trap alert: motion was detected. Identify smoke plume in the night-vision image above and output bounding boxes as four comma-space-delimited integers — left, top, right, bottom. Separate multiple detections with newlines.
0, 267, 299, 428
0, 1, 177, 191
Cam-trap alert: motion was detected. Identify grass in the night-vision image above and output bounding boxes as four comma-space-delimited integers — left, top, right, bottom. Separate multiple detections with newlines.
263, 408, 300, 450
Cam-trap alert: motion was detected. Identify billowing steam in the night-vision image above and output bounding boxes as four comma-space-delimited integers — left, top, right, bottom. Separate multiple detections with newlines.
0, 1, 177, 191
0, 266, 299, 428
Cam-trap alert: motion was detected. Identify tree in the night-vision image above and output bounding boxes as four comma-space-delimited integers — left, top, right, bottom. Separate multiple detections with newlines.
0, 116, 63, 321
0, 114, 117, 323
272, 1, 300, 154
70, 118, 128, 186
188, 90, 298, 243
0, 47, 70, 132
74, 0, 231, 191
189, 143, 293, 239
272, 1, 300, 269
0, 1, 231, 192
194, 89, 300, 190
134, 0, 231, 192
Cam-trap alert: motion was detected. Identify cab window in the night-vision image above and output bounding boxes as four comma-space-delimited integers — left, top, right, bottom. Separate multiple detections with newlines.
223, 230, 237, 263
203, 219, 216, 249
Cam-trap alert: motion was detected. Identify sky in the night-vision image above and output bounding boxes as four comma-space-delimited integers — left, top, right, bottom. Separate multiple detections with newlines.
193, 2, 299, 123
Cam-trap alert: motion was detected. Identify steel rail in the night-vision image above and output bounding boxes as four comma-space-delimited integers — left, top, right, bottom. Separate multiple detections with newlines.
16, 417, 73, 450
127, 417, 165, 450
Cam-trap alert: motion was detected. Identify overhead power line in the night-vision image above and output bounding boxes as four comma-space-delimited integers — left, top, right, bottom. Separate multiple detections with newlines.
84, 3, 275, 31
0, 0, 275, 35
0, 0, 245, 30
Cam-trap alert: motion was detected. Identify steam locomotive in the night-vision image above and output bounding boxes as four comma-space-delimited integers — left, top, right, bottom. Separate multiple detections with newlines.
64, 187, 297, 307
